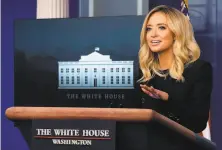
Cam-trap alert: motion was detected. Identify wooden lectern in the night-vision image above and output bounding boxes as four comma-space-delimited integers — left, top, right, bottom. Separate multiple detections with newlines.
5, 107, 216, 150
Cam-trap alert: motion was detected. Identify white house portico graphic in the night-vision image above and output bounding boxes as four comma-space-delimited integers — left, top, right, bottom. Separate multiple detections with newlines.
58, 47, 134, 89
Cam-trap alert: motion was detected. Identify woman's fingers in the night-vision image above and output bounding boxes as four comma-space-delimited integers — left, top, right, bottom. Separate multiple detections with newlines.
140, 85, 156, 93
140, 84, 168, 100
140, 84, 161, 99
140, 84, 152, 91
141, 88, 153, 96
153, 88, 159, 95
141, 87, 160, 99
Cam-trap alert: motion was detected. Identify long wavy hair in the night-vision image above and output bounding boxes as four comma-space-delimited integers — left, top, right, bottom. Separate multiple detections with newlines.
138, 5, 200, 83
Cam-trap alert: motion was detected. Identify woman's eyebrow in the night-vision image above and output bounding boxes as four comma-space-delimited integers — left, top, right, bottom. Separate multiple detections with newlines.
146, 23, 167, 27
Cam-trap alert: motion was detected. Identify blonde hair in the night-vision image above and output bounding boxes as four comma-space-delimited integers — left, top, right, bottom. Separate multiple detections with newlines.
138, 5, 200, 83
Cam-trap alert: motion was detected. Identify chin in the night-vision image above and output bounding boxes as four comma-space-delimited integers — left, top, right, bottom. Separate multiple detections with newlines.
150, 48, 163, 53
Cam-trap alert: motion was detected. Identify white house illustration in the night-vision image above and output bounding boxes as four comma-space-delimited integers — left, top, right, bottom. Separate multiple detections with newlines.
58, 47, 134, 89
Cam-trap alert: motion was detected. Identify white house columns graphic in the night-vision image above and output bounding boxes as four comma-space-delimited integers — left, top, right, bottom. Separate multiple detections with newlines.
37, 0, 69, 19
58, 48, 134, 89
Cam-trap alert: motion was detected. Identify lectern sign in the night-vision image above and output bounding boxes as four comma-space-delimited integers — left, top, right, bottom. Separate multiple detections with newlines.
31, 119, 116, 150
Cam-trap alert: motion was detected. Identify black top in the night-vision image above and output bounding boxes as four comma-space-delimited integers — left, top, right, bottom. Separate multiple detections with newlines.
138, 58, 213, 133
116, 59, 213, 150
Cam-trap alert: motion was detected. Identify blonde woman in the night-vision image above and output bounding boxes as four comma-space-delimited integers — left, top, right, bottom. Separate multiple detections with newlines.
130, 5, 212, 150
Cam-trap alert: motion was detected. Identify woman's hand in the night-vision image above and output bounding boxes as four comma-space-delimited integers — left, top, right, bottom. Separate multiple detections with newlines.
140, 84, 169, 101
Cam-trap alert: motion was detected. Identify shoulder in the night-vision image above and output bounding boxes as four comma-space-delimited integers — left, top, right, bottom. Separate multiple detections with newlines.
187, 59, 212, 69
186, 59, 212, 72
184, 59, 213, 80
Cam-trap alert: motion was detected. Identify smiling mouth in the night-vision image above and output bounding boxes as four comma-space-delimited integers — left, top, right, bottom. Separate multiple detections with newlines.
150, 40, 161, 46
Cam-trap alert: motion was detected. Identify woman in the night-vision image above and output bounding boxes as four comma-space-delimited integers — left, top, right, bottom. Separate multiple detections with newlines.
138, 4, 212, 132
137, 4, 212, 150
117, 5, 213, 150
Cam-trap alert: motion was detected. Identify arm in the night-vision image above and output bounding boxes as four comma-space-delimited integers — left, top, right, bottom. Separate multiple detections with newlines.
167, 62, 213, 133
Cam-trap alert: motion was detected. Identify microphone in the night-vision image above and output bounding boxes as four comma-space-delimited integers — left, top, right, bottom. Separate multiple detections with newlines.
119, 104, 123, 108
108, 102, 113, 108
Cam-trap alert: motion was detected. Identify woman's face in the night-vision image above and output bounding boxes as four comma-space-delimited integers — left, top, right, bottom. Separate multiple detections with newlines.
146, 12, 174, 53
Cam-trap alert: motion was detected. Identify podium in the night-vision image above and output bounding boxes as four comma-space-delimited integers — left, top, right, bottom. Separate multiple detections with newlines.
5, 107, 216, 150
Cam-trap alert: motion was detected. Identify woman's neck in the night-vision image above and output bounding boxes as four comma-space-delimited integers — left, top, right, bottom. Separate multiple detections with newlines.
157, 50, 174, 70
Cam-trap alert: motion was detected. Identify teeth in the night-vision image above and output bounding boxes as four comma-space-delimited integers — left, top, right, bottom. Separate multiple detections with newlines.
151, 40, 161, 43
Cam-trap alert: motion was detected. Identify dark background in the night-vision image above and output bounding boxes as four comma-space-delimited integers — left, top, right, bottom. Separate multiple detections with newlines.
14, 15, 144, 108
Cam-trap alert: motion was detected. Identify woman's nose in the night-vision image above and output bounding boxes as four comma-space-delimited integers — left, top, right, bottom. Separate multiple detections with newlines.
150, 28, 158, 37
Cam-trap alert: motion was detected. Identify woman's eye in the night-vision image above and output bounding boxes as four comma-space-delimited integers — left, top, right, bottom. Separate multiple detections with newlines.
146, 27, 152, 31
159, 26, 166, 30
